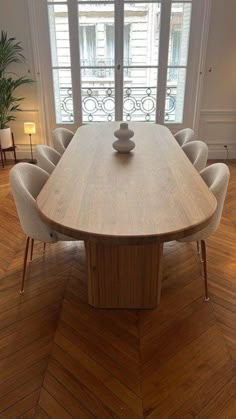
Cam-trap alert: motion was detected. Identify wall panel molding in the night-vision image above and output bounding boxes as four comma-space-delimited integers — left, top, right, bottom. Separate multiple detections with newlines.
198, 108, 236, 159
19, 109, 39, 113
206, 119, 236, 125
192, 0, 212, 135
201, 109, 236, 116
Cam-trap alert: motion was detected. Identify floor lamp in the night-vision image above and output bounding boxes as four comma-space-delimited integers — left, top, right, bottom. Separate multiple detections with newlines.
24, 122, 36, 164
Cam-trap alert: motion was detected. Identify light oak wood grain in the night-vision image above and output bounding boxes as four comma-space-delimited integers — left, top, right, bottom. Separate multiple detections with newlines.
37, 122, 216, 244
86, 241, 163, 308
36, 122, 216, 308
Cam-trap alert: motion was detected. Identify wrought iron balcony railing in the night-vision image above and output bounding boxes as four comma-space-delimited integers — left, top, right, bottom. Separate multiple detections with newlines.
58, 84, 177, 123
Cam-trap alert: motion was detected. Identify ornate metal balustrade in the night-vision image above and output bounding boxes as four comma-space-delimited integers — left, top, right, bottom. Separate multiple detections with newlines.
60, 87, 74, 122
123, 87, 157, 122
165, 85, 177, 122
59, 84, 177, 123
81, 87, 115, 122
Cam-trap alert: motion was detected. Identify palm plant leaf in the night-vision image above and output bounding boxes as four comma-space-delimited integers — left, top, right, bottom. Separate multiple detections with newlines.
0, 31, 25, 77
0, 33, 34, 129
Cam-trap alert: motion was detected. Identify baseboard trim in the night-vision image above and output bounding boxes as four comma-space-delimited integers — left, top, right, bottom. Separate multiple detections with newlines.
13, 145, 37, 161
207, 144, 236, 160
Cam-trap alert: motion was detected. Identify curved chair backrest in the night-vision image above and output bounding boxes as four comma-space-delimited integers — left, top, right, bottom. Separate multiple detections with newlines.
35, 145, 61, 175
200, 163, 230, 238
182, 141, 208, 172
174, 128, 195, 147
52, 128, 74, 155
10, 163, 57, 242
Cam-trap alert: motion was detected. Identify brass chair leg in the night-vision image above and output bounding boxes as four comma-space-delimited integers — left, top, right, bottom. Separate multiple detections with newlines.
196, 241, 200, 255
43, 243, 46, 253
200, 240, 210, 302
20, 236, 30, 294
29, 238, 34, 263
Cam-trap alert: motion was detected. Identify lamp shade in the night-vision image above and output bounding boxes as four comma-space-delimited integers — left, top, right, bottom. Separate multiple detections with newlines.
24, 122, 36, 135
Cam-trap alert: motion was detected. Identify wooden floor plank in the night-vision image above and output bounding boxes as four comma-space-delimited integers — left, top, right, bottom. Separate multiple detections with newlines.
0, 390, 40, 418
47, 358, 120, 419
51, 343, 141, 418
43, 373, 95, 418
195, 375, 236, 418
38, 388, 73, 419
19, 407, 36, 418
34, 406, 51, 419
170, 361, 235, 418
0, 360, 47, 403
0, 375, 42, 414
143, 325, 231, 418
0, 163, 236, 417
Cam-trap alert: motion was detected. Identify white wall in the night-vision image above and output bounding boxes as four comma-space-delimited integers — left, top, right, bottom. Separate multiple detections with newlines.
0, 0, 44, 158
198, 0, 236, 158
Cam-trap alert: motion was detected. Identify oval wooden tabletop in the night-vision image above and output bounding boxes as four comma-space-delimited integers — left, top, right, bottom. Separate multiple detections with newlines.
37, 123, 217, 244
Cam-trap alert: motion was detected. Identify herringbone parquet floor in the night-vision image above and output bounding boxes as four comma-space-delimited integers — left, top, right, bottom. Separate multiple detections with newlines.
1, 162, 236, 418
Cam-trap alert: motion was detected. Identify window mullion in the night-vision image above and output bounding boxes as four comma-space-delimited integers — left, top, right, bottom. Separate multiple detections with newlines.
68, 0, 82, 125
156, 0, 171, 124
115, 0, 124, 121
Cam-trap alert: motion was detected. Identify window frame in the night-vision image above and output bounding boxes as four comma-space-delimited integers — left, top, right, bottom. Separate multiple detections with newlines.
28, 0, 212, 140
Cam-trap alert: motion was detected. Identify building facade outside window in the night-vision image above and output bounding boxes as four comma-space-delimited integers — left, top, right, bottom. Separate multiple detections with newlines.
47, 1, 194, 124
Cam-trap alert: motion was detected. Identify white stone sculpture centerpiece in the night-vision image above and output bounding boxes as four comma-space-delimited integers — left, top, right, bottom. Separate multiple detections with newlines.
112, 122, 135, 153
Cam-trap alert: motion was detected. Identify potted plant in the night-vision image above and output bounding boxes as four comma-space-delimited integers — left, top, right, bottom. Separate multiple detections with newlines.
0, 31, 33, 149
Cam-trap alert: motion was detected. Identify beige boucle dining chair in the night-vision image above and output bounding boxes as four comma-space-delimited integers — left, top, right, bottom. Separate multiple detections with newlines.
52, 127, 74, 155
35, 145, 61, 175
10, 163, 75, 294
174, 128, 195, 147
182, 141, 208, 172
179, 163, 230, 301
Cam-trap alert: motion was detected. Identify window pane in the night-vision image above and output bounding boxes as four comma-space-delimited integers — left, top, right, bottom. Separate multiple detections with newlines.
124, 24, 131, 66
165, 68, 186, 123
106, 24, 114, 65
79, 25, 96, 69
48, 5, 71, 67
79, 3, 115, 122
48, 4, 74, 123
124, 3, 161, 66
53, 69, 74, 123
123, 68, 157, 122
81, 72, 115, 122
78, 3, 114, 67
168, 2, 191, 67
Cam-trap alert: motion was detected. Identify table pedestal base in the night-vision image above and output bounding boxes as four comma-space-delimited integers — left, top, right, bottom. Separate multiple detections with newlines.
86, 241, 163, 309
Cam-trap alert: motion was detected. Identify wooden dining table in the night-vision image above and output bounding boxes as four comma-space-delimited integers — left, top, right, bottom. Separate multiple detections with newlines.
37, 122, 216, 309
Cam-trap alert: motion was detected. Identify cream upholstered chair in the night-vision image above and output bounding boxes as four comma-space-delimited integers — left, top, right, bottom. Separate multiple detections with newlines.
52, 128, 74, 155
179, 163, 230, 301
182, 141, 208, 172
35, 145, 61, 175
10, 163, 75, 294
174, 128, 195, 147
